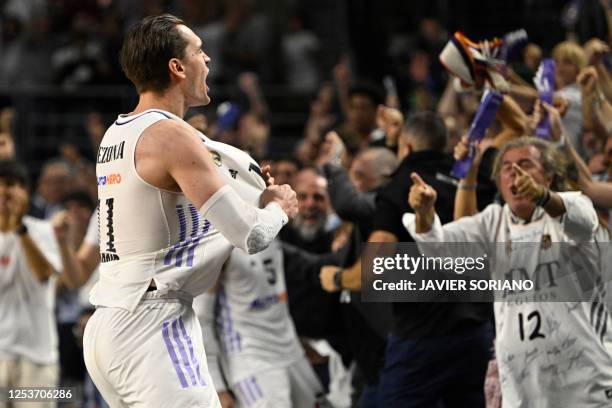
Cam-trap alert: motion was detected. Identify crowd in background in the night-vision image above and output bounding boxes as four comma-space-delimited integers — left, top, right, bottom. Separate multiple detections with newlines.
0, 0, 611, 407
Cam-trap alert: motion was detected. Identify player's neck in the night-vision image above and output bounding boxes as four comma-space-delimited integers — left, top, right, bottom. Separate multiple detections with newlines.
131, 89, 188, 118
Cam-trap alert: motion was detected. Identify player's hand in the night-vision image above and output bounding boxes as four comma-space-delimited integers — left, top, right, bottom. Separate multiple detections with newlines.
261, 184, 298, 219
218, 391, 235, 408
320, 265, 340, 292
408, 173, 437, 216
260, 164, 275, 186
511, 163, 546, 203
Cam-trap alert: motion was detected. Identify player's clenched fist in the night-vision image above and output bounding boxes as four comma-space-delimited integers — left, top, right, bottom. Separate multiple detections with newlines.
261, 184, 299, 219
511, 163, 546, 203
408, 172, 437, 215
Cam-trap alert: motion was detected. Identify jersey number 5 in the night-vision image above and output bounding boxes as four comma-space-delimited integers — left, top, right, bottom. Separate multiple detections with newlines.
263, 258, 276, 285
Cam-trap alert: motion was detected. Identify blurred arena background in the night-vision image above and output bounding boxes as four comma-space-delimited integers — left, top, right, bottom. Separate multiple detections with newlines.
1, 0, 611, 407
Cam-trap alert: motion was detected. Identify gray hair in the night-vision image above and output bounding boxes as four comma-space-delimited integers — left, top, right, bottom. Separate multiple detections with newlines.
491, 137, 568, 191
359, 147, 399, 180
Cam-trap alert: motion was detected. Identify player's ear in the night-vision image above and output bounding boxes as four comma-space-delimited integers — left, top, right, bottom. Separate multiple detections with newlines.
168, 58, 186, 80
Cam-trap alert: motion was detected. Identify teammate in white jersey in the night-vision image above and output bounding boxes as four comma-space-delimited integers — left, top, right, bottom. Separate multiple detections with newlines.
83, 14, 298, 408
194, 240, 323, 407
404, 137, 612, 407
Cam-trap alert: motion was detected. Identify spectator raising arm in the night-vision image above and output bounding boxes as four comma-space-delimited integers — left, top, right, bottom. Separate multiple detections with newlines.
52, 210, 86, 289
7, 184, 56, 283
317, 131, 376, 222
453, 136, 483, 220
543, 101, 612, 209
495, 94, 529, 146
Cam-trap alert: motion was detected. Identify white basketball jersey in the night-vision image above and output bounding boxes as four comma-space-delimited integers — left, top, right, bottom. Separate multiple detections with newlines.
217, 240, 303, 379
90, 108, 266, 312
494, 212, 612, 408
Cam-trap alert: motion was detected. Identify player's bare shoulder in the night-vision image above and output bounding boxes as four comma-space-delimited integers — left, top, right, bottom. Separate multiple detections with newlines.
134, 118, 204, 191
139, 118, 202, 159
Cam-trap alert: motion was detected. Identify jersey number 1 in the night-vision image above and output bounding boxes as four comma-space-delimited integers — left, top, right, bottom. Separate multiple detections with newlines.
99, 197, 120, 262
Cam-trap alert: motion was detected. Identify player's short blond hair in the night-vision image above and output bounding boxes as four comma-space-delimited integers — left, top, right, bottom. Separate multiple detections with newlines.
552, 41, 587, 71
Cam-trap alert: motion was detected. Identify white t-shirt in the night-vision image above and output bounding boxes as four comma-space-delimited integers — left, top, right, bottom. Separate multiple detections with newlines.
404, 193, 612, 407
555, 84, 583, 157
78, 209, 100, 308
0, 216, 61, 364
84, 208, 99, 247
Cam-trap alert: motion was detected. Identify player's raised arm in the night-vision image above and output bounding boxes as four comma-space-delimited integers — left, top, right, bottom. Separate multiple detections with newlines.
139, 119, 298, 254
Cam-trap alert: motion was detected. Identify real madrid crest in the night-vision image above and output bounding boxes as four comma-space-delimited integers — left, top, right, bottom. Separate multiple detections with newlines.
541, 234, 551, 250
210, 151, 222, 167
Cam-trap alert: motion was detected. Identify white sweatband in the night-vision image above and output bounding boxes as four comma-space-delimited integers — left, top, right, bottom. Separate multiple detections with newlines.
200, 185, 288, 254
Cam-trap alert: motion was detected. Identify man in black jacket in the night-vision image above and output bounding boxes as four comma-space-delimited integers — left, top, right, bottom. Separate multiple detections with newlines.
321, 112, 493, 407
320, 142, 399, 406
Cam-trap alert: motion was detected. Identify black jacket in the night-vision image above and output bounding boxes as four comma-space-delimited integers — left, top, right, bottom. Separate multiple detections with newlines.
373, 150, 492, 339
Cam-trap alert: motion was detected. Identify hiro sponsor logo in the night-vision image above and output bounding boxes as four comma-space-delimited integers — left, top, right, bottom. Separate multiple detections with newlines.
249, 291, 288, 310
97, 173, 122, 186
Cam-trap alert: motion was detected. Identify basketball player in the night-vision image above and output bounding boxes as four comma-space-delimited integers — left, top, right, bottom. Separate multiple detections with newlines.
194, 240, 324, 407
404, 137, 612, 407
83, 14, 298, 408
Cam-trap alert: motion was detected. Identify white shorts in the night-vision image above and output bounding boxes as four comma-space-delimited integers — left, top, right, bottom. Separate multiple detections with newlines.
230, 356, 323, 408
83, 290, 221, 408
